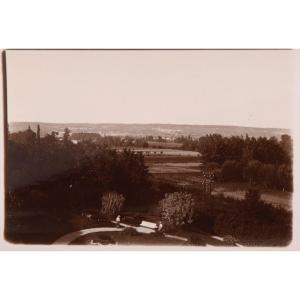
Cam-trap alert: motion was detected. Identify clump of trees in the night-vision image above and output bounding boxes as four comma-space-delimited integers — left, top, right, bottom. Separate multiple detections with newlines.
212, 189, 292, 246
190, 188, 292, 246
177, 133, 293, 191
100, 192, 125, 219
6, 125, 152, 214
221, 160, 243, 181
159, 192, 195, 229
67, 132, 149, 148
6, 126, 293, 246
219, 159, 293, 191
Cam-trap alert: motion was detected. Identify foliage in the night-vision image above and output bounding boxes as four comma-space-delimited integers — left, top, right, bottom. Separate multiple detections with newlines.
100, 192, 125, 218
185, 190, 292, 246
221, 160, 243, 181
6, 126, 293, 246
176, 133, 293, 191
211, 193, 292, 246
159, 192, 195, 229
243, 160, 261, 184
195, 134, 291, 165
63, 128, 71, 144
7, 126, 152, 213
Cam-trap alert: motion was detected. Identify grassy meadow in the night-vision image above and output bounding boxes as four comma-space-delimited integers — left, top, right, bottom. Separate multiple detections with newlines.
144, 152, 292, 211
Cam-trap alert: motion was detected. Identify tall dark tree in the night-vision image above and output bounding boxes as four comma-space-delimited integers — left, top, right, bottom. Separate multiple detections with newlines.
27, 126, 36, 144
37, 124, 41, 144
63, 128, 71, 145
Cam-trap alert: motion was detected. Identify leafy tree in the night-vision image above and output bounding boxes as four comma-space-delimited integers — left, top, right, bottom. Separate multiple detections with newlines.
43, 132, 58, 145
37, 124, 41, 144
101, 192, 125, 219
277, 164, 293, 191
221, 160, 243, 181
63, 128, 71, 144
159, 192, 195, 229
259, 164, 277, 188
280, 134, 292, 160
212, 192, 292, 245
244, 160, 262, 184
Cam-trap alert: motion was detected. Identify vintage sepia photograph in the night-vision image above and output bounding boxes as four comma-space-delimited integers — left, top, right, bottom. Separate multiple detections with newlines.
2, 49, 295, 248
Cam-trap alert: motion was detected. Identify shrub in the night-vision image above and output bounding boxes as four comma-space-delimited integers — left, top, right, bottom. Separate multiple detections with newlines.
212, 194, 292, 246
277, 164, 293, 191
100, 192, 125, 219
221, 160, 243, 181
243, 160, 262, 184
159, 192, 195, 229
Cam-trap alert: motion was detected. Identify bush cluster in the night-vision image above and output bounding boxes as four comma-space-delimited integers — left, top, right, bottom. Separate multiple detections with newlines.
101, 192, 125, 219
159, 192, 195, 229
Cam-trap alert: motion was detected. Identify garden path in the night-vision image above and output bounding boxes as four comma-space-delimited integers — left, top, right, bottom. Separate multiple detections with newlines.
53, 227, 124, 244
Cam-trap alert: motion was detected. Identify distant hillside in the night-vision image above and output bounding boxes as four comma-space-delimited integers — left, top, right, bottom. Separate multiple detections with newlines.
9, 122, 290, 139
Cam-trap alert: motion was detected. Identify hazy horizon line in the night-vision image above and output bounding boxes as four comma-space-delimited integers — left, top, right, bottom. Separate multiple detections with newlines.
8, 121, 291, 131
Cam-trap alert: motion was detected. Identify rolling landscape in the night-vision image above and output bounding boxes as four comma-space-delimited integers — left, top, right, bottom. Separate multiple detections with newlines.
4, 49, 293, 248
9, 122, 290, 139
6, 121, 293, 246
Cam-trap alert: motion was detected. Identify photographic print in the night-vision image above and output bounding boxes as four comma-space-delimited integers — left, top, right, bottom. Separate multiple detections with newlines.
1, 49, 295, 248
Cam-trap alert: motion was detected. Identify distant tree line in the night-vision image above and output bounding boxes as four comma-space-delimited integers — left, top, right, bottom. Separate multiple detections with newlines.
175, 134, 293, 191
66, 132, 176, 148
70, 132, 151, 148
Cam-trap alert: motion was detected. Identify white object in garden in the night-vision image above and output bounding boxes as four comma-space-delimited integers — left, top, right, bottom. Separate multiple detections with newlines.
140, 221, 158, 230
157, 221, 163, 232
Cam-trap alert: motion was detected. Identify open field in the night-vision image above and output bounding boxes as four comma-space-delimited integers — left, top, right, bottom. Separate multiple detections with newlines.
117, 148, 200, 156
152, 172, 292, 210
145, 151, 292, 211
148, 162, 202, 174
212, 182, 292, 211
151, 172, 208, 188
144, 150, 203, 174
145, 155, 201, 163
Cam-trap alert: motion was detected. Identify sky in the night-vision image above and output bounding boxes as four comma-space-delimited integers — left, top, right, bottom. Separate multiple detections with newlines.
6, 50, 294, 129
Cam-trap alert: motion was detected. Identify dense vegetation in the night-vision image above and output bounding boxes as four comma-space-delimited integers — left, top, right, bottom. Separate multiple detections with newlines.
6, 126, 293, 246
159, 192, 195, 229
6, 127, 153, 234
191, 188, 292, 246
175, 134, 293, 191
71, 132, 150, 148
101, 192, 125, 219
